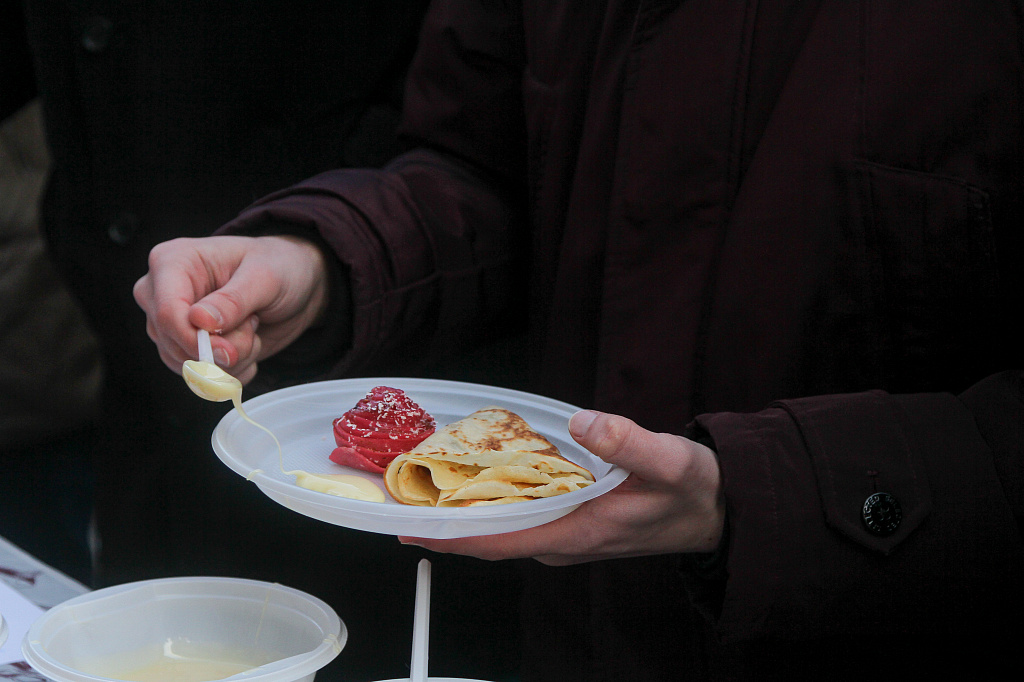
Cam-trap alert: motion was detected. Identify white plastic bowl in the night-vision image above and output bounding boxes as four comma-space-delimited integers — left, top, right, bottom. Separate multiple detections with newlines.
22, 577, 344, 682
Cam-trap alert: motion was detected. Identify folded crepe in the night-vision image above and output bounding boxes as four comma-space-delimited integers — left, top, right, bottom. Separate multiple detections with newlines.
383, 407, 595, 507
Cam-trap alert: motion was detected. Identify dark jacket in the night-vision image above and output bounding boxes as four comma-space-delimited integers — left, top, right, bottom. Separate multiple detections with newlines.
224, 1, 1024, 678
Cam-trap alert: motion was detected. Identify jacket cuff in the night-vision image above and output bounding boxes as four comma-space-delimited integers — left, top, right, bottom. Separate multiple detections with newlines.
695, 388, 1022, 642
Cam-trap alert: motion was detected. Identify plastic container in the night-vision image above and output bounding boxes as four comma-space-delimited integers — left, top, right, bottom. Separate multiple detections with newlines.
21, 577, 344, 682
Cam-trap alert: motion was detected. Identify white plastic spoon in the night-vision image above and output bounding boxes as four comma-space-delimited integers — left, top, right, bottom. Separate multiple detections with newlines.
411, 558, 431, 682
182, 329, 242, 403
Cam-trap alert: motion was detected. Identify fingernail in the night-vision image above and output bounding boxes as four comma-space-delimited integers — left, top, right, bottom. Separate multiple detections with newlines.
569, 410, 598, 438
196, 303, 223, 327
214, 348, 230, 366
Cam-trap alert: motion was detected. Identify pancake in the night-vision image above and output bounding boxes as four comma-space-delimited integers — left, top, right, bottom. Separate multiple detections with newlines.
384, 407, 595, 506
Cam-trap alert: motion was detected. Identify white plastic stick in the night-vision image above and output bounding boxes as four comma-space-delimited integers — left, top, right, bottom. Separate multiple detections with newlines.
410, 558, 431, 682
197, 329, 214, 364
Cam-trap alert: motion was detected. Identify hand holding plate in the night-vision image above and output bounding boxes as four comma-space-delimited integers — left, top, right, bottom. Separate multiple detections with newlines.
400, 410, 725, 565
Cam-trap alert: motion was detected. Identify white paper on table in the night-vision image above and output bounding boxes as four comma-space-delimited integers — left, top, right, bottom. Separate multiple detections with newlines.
0, 579, 44, 665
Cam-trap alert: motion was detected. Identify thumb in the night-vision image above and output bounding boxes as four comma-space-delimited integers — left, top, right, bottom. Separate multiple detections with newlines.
187, 292, 245, 335
186, 235, 327, 337
568, 410, 695, 483
186, 264, 274, 335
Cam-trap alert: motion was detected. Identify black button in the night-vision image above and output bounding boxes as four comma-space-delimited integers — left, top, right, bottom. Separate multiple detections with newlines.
862, 492, 902, 537
106, 211, 140, 245
81, 16, 114, 53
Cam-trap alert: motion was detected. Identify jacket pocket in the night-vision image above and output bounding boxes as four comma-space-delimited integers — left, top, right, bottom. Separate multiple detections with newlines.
848, 160, 1000, 392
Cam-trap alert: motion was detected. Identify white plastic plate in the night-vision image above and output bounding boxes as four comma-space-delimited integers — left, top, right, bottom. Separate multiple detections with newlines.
211, 378, 628, 539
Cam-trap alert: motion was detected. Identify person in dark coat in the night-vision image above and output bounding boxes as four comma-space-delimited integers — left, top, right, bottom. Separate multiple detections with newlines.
4, 2, 522, 680
0, 97, 101, 587
135, 1, 1023, 679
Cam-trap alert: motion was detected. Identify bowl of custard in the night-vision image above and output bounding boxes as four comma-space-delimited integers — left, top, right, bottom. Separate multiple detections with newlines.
21, 577, 344, 682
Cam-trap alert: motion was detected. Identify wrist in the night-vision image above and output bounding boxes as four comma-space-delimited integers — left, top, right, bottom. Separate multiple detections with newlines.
689, 439, 727, 553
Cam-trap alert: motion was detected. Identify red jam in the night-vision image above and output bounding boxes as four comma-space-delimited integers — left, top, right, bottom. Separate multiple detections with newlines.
328, 386, 435, 474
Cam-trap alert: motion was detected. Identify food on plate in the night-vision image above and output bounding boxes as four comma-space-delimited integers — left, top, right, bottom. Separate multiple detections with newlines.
329, 386, 436, 474
290, 472, 386, 503
384, 407, 595, 507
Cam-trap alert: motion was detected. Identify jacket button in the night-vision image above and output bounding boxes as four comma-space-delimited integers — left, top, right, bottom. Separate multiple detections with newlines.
81, 16, 114, 53
106, 212, 140, 245
862, 492, 902, 536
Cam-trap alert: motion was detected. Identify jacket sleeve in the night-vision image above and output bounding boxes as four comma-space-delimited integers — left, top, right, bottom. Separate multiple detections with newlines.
219, 0, 529, 376
688, 370, 1024, 643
